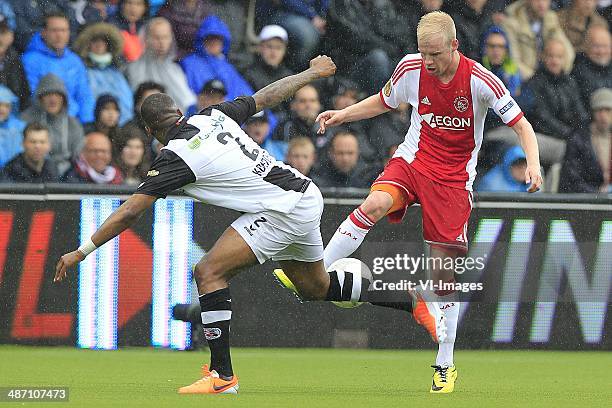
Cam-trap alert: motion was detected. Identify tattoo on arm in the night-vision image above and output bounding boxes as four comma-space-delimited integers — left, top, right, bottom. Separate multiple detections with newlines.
253, 69, 319, 112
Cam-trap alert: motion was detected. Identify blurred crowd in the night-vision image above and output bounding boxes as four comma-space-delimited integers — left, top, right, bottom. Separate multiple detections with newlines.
0, 0, 609, 193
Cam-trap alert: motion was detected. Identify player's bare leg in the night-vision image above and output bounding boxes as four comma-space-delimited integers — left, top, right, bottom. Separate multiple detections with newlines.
278, 260, 330, 301
179, 226, 258, 395
428, 244, 461, 393
193, 226, 257, 294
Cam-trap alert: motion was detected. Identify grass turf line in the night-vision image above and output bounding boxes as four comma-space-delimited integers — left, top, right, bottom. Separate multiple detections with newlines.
0, 346, 610, 408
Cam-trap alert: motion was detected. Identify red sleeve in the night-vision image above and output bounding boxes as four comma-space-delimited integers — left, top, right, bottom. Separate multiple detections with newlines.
379, 90, 392, 110
506, 112, 524, 127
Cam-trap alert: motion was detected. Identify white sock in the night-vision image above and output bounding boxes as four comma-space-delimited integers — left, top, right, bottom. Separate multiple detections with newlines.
436, 294, 459, 367
323, 207, 374, 269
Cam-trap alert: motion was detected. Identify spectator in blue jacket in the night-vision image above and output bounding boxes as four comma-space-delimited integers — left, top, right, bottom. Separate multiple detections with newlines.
477, 145, 530, 192
22, 12, 95, 123
0, 85, 25, 168
257, 0, 328, 70
180, 15, 254, 101
73, 22, 134, 125
10, 0, 79, 52
481, 25, 521, 130
481, 26, 521, 97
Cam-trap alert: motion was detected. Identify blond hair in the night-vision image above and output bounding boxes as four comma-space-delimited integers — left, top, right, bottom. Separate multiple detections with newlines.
287, 136, 315, 155
543, 38, 566, 55
417, 11, 456, 45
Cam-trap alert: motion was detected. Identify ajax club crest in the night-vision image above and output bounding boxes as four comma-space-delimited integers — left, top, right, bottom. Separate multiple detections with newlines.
453, 96, 469, 113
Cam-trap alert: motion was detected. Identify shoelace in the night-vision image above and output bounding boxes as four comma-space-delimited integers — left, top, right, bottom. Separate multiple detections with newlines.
193, 365, 213, 384
431, 365, 448, 383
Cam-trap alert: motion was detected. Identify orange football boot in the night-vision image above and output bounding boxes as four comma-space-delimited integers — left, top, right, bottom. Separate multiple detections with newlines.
178, 365, 239, 395
410, 291, 447, 343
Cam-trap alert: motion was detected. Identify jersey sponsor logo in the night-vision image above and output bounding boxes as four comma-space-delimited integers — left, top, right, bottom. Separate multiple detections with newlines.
499, 100, 515, 115
440, 302, 456, 310
203, 327, 222, 340
147, 170, 159, 177
453, 96, 469, 113
188, 137, 201, 149
244, 216, 268, 236
201, 114, 226, 139
421, 96, 431, 105
383, 79, 392, 97
421, 113, 471, 131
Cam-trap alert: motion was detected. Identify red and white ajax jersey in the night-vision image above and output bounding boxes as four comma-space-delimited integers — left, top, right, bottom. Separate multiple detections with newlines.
379, 53, 524, 191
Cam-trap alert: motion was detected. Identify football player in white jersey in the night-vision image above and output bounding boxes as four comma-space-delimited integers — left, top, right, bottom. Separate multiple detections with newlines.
54, 55, 445, 395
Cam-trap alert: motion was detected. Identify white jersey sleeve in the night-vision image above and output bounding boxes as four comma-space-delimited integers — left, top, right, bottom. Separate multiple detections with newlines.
472, 63, 524, 127
379, 54, 422, 109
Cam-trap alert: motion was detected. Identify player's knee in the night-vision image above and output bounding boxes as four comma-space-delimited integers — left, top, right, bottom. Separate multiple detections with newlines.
360, 192, 393, 221
193, 258, 227, 289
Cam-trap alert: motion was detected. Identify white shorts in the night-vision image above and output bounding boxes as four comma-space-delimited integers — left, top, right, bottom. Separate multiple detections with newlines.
232, 183, 324, 264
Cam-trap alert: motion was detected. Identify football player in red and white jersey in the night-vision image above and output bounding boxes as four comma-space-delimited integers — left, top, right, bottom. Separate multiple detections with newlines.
317, 11, 543, 393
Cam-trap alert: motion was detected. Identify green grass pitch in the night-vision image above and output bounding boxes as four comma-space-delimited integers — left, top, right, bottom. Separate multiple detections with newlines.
0, 346, 610, 407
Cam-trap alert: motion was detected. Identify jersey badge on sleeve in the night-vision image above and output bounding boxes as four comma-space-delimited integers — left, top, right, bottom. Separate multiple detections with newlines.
499, 100, 515, 115
383, 79, 392, 97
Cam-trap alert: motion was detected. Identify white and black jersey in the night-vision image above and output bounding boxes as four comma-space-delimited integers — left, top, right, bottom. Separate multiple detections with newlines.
136, 96, 312, 214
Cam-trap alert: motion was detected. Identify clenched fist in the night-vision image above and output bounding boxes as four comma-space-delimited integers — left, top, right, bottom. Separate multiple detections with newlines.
309, 55, 336, 79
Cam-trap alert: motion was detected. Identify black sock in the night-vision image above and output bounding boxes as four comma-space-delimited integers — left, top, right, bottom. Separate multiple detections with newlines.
199, 287, 233, 378
324, 271, 342, 300
325, 271, 413, 313
325, 271, 371, 302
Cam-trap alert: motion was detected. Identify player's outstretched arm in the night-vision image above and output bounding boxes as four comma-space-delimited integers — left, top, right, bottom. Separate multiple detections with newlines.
316, 94, 390, 134
511, 116, 543, 193
252, 55, 336, 112
54, 193, 157, 282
